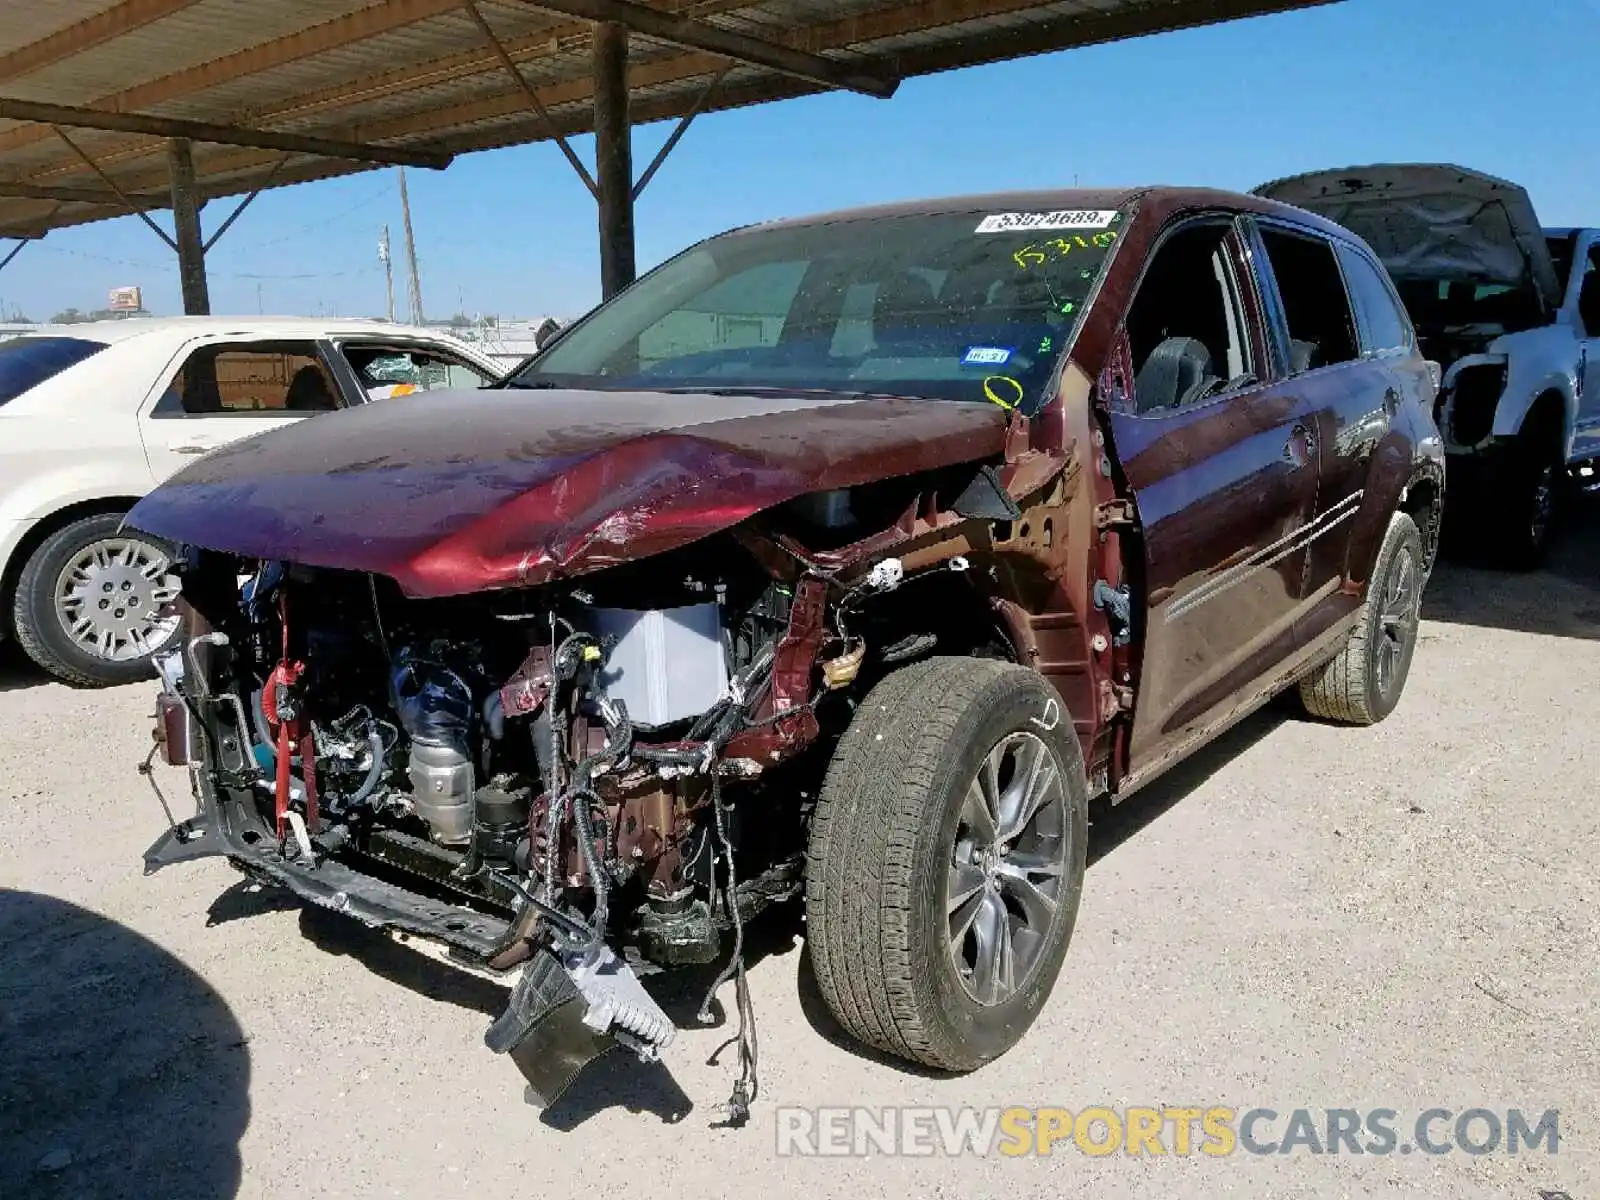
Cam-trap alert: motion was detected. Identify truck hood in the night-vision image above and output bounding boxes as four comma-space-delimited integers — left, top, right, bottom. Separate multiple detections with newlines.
127, 385, 1008, 598
1254, 163, 1561, 310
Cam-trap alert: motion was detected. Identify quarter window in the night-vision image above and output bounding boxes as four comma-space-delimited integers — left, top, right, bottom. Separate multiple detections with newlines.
1336, 245, 1413, 354
1258, 228, 1360, 372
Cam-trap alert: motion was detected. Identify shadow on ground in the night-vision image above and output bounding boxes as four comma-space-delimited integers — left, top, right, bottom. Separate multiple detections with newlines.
0, 889, 249, 1200
0, 642, 50, 694
1425, 491, 1600, 639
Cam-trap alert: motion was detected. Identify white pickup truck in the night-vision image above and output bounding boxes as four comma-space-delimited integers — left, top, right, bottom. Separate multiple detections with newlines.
1256, 165, 1600, 567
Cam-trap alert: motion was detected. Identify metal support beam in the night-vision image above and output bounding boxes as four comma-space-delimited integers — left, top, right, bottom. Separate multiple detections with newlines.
461, 0, 597, 196
167, 139, 211, 315
202, 153, 291, 252
522, 0, 898, 98
632, 64, 728, 201
593, 22, 634, 300
0, 179, 154, 205
0, 238, 31, 274
52, 125, 178, 251
0, 96, 452, 169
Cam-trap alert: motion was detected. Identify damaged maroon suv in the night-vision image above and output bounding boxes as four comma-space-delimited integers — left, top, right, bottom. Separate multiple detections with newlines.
132, 188, 1444, 1115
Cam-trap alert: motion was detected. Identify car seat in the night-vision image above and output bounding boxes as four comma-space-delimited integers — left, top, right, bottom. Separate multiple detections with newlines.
1135, 336, 1217, 412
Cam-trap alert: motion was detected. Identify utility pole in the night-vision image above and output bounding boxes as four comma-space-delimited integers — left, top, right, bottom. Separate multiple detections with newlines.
397, 167, 424, 325
378, 224, 394, 322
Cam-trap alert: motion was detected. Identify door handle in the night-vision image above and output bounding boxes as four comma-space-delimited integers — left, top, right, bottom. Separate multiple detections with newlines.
1284, 423, 1314, 465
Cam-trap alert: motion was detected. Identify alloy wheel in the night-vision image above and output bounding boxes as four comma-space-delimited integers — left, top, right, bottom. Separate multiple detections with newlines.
53, 537, 181, 663
1376, 545, 1420, 699
946, 731, 1070, 1006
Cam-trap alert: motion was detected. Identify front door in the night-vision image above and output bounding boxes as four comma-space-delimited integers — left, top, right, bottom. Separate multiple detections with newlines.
1107, 217, 1322, 777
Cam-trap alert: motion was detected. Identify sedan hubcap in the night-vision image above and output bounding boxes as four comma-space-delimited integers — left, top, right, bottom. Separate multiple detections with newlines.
54, 537, 181, 662
946, 731, 1068, 1007
1376, 545, 1420, 699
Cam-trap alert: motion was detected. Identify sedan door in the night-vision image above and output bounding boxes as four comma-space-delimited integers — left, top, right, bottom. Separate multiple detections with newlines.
1107, 216, 1322, 778
138, 339, 344, 483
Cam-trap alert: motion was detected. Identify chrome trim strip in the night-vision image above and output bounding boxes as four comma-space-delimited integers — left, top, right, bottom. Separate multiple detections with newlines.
1164, 490, 1364, 623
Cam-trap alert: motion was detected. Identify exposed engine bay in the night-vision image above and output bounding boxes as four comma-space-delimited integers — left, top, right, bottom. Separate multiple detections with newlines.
141, 472, 1050, 1120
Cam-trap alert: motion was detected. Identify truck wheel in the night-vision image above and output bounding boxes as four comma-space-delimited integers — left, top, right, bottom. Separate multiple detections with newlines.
1491, 430, 1561, 570
11, 513, 182, 687
1298, 511, 1423, 726
806, 656, 1088, 1072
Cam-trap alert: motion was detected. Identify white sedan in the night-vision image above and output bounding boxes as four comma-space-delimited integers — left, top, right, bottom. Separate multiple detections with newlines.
0, 316, 504, 686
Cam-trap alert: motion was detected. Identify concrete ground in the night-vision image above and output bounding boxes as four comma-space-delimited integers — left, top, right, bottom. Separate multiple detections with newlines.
2, 506, 1597, 1200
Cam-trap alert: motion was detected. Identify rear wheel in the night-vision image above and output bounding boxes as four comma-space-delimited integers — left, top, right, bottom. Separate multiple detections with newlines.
1298, 511, 1423, 725
11, 514, 181, 687
806, 657, 1088, 1071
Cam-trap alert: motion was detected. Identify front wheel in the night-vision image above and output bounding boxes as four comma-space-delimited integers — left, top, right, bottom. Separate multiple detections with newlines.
11, 513, 182, 687
806, 657, 1088, 1072
1491, 430, 1562, 570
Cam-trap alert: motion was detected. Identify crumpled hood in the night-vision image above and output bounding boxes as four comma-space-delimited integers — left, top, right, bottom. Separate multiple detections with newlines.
127, 385, 1008, 597
1254, 163, 1561, 309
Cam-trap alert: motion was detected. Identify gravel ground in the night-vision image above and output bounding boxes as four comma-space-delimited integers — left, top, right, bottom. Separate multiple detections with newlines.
2, 507, 1597, 1200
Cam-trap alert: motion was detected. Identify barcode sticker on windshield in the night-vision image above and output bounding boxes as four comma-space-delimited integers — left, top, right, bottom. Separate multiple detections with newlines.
975, 210, 1117, 234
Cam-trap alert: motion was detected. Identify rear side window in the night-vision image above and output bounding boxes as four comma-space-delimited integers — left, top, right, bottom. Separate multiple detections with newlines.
0, 336, 107, 405
152, 341, 338, 416
1258, 227, 1360, 372
1336, 245, 1413, 353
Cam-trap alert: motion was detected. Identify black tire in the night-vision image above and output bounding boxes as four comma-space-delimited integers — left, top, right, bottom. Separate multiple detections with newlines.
1298, 511, 1424, 726
806, 656, 1088, 1072
1490, 426, 1562, 571
11, 513, 181, 687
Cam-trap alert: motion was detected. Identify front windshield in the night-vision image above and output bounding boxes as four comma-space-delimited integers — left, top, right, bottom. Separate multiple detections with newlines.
512, 206, 1127, 410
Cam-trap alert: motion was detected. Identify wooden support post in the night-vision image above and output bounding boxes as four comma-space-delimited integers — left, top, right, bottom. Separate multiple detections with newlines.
167, 138, 210, 315
593, 21, 634, 300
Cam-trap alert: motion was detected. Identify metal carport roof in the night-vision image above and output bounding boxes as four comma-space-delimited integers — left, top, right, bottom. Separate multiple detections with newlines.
0, 0, 1342, 306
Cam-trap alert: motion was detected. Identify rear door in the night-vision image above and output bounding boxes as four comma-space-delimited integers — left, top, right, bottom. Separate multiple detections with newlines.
1247, 220, 1417, 643
1107, 216, 1322, 776
138, 339, 343, 483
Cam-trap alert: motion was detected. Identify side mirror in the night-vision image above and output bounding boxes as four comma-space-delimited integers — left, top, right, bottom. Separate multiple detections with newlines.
533, 318, 562, 352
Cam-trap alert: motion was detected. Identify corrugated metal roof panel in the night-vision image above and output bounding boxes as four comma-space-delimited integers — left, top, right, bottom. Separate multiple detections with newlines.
0, 0, 1343, 236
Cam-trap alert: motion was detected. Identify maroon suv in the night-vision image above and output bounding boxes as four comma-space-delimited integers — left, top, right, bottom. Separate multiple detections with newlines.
131, 187, 1444, 1114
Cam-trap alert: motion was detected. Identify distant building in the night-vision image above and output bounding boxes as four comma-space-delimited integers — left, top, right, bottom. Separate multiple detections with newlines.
431, 315, 565, 368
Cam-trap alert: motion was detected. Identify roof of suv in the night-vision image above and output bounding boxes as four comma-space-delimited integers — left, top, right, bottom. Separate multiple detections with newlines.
743, 186, 1358, 243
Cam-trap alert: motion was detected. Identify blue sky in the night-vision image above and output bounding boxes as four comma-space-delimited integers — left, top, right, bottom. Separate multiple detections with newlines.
2, 0, 1596, 322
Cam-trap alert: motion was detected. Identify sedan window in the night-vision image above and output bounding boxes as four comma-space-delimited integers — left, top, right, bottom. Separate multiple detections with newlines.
152, 342, 339, 417
340, 345, 497, 399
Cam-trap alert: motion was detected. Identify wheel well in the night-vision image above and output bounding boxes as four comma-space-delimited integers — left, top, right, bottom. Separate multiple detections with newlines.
1520, 390, 1566, 455
854, 570, 1018, 665
1401, 478, 1443, 571
0, 498, 140, 636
